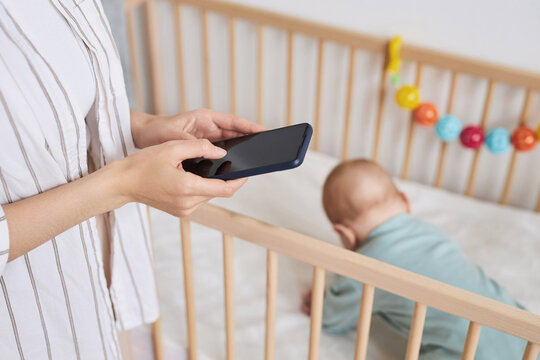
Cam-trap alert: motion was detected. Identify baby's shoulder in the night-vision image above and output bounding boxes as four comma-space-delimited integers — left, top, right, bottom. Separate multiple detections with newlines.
408, 217, 448, 238
361, 218, 458, 263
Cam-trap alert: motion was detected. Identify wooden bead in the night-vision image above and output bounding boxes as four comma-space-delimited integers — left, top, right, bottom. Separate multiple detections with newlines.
460, 125, 485, 150
396, 85, 421, 110
485, 127, 510, 154
413, 102, 439, 126
435, 114, 462, 142
511, 126, 537, 152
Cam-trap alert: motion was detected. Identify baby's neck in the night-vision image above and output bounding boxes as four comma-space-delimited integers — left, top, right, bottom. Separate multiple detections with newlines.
351, 202, 408, 247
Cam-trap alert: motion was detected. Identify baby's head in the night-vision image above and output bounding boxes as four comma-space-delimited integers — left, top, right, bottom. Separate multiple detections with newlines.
322, 159, 409, 250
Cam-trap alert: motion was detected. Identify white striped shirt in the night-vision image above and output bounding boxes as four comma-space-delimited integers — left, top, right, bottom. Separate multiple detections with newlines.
0, 0, 159, 358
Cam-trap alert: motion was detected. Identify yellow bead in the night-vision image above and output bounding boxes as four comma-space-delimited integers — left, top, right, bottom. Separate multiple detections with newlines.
395, 85, 421, 110
537, 124, 540, 141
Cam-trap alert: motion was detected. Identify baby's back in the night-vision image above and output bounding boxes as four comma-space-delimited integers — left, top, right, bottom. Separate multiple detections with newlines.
322, 214, 528, 359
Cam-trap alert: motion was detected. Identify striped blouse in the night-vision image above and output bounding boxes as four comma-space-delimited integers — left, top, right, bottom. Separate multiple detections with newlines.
0, 0, 159, 359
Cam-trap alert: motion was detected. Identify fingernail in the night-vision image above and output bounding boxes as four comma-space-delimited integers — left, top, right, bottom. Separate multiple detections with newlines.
214, 146, 227, 156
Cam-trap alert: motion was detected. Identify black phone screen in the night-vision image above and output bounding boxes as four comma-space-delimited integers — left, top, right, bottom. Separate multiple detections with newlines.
182, 123, 310, 179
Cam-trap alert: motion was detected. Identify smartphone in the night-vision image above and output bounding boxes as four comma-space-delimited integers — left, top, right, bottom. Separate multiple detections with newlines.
182, 123, 312, 180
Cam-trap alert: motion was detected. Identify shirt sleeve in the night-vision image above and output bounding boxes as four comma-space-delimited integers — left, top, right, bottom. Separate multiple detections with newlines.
322, 274, 364, 335
0, 205, 9, 274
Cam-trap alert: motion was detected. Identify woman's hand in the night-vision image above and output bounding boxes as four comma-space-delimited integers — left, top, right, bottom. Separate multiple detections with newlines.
131, 108, 265, 149
115, 138, 245, 217
3, 138, 244, 261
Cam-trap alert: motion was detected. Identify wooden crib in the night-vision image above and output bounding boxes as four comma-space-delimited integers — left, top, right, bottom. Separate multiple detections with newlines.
123, 0, 540, 359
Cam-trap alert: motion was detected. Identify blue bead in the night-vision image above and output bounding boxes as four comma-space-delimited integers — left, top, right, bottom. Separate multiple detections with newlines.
435, 115, 462, 142
485, 127, 510, 154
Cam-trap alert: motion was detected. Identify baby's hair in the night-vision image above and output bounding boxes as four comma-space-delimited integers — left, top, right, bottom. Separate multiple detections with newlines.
322, 159, 402, 224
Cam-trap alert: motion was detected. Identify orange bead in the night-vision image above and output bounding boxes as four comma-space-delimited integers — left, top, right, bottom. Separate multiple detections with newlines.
511, 126, 537, 152
412, 102, 439, 126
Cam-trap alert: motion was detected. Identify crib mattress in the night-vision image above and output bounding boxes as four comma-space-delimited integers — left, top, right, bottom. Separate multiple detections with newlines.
147, 150, 540, 360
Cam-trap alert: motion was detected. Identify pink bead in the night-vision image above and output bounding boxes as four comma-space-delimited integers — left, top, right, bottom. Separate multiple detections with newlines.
460, 126, 485, 150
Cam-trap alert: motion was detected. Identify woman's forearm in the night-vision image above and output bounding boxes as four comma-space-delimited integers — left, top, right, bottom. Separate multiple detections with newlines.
2, 162, 127, 262
2, 134, 248, 263
1, 109, 151, 262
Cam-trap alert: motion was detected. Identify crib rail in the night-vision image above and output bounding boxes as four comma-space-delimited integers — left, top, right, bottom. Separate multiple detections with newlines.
175, 203, 540, 360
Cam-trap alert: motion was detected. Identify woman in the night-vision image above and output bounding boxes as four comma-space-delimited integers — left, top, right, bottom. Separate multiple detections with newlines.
0, 0, 262, 358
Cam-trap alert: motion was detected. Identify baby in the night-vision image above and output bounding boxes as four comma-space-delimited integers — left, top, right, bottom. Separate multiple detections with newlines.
301, 159, 528, 360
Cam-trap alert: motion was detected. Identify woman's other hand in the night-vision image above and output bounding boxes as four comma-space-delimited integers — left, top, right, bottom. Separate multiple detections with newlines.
131, 108, 266, 149
114, 138, 246, 217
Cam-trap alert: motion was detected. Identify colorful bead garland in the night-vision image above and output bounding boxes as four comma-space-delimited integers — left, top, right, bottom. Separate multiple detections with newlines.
386, 36, 539, 154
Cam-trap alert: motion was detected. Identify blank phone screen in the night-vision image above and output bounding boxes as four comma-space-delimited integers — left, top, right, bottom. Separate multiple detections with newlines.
182, 123, 309, 178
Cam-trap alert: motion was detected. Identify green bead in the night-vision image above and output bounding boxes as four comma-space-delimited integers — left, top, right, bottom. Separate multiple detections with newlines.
390, 74, 401, 86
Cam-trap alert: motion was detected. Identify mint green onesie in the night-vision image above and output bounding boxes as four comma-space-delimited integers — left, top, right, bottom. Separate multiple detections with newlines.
322, 214, 532, 360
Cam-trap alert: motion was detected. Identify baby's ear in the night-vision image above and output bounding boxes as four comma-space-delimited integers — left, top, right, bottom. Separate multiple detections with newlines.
400, 192, 411, 213
333, 223, 356, 250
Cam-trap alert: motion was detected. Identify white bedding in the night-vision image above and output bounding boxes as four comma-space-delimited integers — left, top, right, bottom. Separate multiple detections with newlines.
144, 150, 540, 360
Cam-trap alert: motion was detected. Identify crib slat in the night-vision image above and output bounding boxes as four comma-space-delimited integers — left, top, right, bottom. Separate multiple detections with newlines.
229, 17, 237, 115
286, 32, 294, 126
434, 71, 458, 188
145, 206, 165, 360
353, 284, 375, 360
523, 342, 540, 360
465, 80, 495, 197
308, 266, 325, 360
143, 0, 166, 114
257, 25, 264, 126
174, 3, 187, 113
499, 89, 532, 205
202, 9, 211, 108
125, 0, 146, 10
126, 7, 144, 111
222, 233, 236, 360
401, 63, 424, 180
265, 250, 278, 360
372, 51, 389, 162
341, 47, 356, 160
150, 318, 165, 360
499, 151, 518, 205
313, 39, 325, 151
404, 302, 427, 360
180, 219, 198, 360
461, 321, 482, 360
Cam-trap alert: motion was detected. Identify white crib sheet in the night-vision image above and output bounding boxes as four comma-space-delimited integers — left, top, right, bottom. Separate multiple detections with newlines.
149, 150, 540, 360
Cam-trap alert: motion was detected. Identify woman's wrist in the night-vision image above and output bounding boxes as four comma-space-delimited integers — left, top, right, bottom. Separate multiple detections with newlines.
130, 109, 157, 149
92, 159, 133, 210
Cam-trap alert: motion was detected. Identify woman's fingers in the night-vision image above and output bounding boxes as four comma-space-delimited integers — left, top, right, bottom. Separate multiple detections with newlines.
168, 139, 226, 162
173, 176, 246, 216
203, 109, 266, 134
182, 173, 247, 197
216, 129, 249, 140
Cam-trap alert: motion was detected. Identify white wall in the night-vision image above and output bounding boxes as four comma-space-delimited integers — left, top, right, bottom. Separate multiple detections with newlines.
135, 0, 540, 209
227, 0, 540, 73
